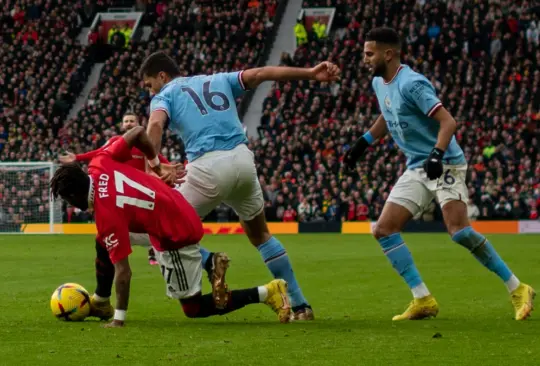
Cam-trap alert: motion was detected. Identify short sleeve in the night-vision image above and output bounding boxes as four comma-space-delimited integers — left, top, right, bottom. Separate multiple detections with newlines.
103, 137, 132, 162
95, 202, 131, 264
402, 78, 442, 117
221, 71, 248, 99
150, 94, 171, 119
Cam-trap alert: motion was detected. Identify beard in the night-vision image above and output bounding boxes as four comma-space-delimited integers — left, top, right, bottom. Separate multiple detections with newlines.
371, 62, 387, 77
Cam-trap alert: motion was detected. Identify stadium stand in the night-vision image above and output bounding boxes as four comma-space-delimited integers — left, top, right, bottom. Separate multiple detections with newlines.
44, 0, 280, 222
255, 0, 540, 222
0, 0, 538, 225
0, 0, 97, 225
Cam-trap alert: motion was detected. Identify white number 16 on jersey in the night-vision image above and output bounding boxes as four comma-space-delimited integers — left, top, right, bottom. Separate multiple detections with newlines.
114, 171, 156, 210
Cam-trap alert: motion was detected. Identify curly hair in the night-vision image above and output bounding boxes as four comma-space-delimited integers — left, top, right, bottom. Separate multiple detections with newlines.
50, 163, 89, 202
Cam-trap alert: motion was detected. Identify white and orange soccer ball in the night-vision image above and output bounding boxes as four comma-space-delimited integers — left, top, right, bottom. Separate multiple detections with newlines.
50, 283, 91, 321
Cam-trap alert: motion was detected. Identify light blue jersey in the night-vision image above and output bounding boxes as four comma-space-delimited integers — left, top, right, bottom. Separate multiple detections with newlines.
150, 71, 248, 162
372, 65, 466, 169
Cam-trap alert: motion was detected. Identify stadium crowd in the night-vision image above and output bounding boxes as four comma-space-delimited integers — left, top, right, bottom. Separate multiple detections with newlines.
0, 0, 538, 225
255, 0, 540, 222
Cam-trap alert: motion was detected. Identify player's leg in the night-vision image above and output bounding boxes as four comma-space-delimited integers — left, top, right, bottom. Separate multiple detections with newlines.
224, 146, 311, 320
438, 166, 535, 320
376, 170, 439, 320
176, 168, 225, 280
238, 211, 310, 319
180, 279, 290, 323
148, 248, 158, 265
90, 237, 114, 320
127, 232, 159, 265
155, 245, 290, 323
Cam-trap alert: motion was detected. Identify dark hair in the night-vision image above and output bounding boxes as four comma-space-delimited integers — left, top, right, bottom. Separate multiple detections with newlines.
50, 163, 90, 202
365, 27, 401, 47
122, 111, 139, 121
139, 51, 181, 78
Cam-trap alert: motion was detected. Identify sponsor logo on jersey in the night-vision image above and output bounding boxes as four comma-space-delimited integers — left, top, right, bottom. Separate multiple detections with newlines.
386, 120, 409, 129
104, 233, 119, 250
132, 155, 144, 159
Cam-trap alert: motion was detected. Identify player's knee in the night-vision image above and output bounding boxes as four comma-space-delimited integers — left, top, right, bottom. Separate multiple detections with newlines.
180, 297, 201, 318
372, 222, 398, 240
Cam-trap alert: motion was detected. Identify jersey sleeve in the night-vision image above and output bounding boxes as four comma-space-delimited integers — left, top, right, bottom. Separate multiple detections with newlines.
95, 203, 132, 264
76, 136, 120, 162
104, 137, 133, 162
401, 78, 442, 117
221, 71, 248, 98
150, 94, 171, 119
158, 154, 170, 164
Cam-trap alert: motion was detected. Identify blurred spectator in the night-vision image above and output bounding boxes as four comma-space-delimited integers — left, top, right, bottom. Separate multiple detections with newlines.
494, 197, 512, 219
295, 19, 307, 45
467, 198, 480, 221
312, 17, 326, 40
253, 0, 539, 223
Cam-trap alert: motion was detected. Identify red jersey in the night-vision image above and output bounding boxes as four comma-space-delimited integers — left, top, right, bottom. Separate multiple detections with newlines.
89, 138, 203, 264
77, 135, 170, 170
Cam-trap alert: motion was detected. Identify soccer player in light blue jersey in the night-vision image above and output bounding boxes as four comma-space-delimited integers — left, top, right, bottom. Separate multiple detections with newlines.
140, 51, 340, 321
344, 27, 535, 321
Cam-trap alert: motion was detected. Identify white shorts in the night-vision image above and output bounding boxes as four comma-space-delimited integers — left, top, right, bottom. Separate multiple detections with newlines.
177, 144, 264, 221
387, 164, 469, 216
153, 244, 202, 300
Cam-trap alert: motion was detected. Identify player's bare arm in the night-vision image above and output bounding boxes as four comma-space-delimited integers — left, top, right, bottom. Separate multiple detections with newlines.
104, 257, 132, 328
241, 62, 341, 89
146, 110, 168, 154
122, 125, 182, 186
369, 114, 388, 140
431, 107, 457, 152
343, 114, 387, 171
423, 107, 457, 180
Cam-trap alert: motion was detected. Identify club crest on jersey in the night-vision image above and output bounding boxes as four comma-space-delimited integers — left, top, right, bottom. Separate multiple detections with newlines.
384, 95, 392, 112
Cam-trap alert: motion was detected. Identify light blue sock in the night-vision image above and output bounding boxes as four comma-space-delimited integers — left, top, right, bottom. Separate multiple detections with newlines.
258, 236, 308, 308
200, 247, 211, 269
452, 226, 513, 282
378, 233, 423, 289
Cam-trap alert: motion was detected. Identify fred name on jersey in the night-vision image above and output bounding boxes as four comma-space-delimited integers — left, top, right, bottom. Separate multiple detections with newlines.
98, 174, 110, 199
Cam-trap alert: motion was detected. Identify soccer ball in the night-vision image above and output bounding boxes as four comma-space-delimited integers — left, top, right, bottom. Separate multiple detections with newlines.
50, 283, 91, 321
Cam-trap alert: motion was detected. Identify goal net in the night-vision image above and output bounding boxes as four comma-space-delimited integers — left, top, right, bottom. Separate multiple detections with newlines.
0, 162, 62, 233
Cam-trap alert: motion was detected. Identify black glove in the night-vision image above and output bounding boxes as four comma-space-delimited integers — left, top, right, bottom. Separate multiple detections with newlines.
343, 136, 369, 171
423, 148, 444, 180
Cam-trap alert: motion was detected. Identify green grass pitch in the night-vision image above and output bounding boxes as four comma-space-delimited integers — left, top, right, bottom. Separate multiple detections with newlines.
0, 234, 539, 365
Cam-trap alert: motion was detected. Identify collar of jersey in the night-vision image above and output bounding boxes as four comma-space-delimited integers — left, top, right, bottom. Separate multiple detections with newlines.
160, 76, 183, 92
88, 176, 95, 209
383, 64, 405, 85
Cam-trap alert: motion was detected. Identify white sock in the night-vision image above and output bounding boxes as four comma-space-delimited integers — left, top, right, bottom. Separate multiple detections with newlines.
411, 283, 431, 299
505, 275, 520, 293
257, 286, 268, 302
93, 294, 109, 302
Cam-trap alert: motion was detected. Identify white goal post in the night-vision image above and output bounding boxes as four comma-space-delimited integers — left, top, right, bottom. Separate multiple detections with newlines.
0, 162, 62, 234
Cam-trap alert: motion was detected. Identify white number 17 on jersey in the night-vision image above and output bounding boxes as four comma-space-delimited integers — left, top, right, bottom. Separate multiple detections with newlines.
114, 171, 156, 210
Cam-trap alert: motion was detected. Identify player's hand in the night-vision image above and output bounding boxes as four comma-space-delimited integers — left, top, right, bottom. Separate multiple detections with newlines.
158, 163, 185, 187
423, 148, 444, 180
310, 61, 340, 82
343, 137, 369, 172
103, 319, 124, 328
58, 152, 76, 165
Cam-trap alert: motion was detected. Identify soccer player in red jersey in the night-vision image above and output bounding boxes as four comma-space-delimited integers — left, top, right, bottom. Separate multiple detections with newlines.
51, 126, 291, 327
59, 112, 170, 266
